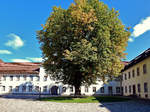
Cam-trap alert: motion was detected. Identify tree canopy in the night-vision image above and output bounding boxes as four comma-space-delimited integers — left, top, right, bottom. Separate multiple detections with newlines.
37, 0, 130, 95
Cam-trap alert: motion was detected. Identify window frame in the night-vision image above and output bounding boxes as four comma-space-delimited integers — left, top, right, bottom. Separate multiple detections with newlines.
70, 87, 73, 92
124, 74, 127, 80
9, 86, 13, 92
137, 67, 140, 76
100, 87, 104, 93
10, 76, 13, 81
22, 86, 26, 92
62, 87, 67, 93
116, 87, 120, 93
125, 86, 127, 93
43, 86, 47, 92
128, 72, 131, 79
137, 83, 141, 93
144, 82, 148, 93
85, 86, 89, 93
129, 85, 131, 93
132, 69, 135, 78
143, 64, 147, 74
93, 87, 96, 93
15, 86, 19, 92
29, 86, 33, 92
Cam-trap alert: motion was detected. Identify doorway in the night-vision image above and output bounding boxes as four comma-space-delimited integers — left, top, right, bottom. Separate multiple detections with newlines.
51, 86, 58, 95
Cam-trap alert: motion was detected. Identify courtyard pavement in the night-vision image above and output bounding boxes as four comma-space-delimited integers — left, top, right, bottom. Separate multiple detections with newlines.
0, 96, 150, 112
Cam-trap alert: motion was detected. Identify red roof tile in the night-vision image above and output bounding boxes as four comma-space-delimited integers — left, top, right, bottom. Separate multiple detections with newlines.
0, 61, 41, 76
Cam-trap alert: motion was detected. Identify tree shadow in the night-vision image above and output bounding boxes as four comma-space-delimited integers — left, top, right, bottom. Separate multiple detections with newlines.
94, 96, 150, 112
0, 81, 58, 101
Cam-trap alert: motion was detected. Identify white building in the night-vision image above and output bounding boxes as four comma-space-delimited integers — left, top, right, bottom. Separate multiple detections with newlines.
0, 60, 121, 96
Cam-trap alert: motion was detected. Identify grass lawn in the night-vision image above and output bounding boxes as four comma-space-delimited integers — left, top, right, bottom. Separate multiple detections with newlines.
39, 96, 131, 103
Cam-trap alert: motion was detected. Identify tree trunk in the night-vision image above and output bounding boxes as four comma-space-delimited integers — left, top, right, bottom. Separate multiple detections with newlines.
74, 85, 81, 97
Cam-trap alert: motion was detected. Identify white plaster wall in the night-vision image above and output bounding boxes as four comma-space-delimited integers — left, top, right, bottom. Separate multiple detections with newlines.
0, 67, 121, 95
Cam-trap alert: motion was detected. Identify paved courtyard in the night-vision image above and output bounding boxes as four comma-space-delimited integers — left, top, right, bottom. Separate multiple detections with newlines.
0, 97, 150, 112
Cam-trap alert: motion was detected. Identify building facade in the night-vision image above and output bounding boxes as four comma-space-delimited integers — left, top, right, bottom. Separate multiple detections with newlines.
122, 48, 150, 99
0, 60, 121, 96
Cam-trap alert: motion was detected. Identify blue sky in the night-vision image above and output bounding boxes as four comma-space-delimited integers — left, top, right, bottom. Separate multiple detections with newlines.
0, 0, 150, 62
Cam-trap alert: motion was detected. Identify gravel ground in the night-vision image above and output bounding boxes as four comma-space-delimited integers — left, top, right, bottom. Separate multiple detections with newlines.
0, 97, 150, 112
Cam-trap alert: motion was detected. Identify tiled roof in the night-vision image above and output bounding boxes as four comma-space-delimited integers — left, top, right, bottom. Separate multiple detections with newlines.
122, 48, 150, 72
0, 61, 41, 75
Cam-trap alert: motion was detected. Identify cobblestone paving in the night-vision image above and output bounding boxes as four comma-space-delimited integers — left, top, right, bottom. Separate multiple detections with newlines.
0, 97, 150, 112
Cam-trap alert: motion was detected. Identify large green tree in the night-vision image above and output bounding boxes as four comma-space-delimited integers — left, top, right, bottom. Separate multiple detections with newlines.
37, 0, 130, 95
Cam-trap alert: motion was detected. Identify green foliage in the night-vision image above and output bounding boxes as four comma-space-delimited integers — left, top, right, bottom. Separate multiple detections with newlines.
37, 0, 130, 94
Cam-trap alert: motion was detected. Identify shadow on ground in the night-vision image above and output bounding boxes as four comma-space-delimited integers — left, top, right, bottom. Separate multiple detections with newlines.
0, 94, 58, 101
1, 95, 150, 112
97, 98, 150, 112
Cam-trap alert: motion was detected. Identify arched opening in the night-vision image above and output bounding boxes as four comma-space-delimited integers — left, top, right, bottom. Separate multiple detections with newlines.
51, 86, 58, 95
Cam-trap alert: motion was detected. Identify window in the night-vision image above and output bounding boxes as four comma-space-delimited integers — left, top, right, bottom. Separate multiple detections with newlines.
23, 76, 26, 81
143, 64, 147, 74
129, 85, 131, 93
124, 74, 127, 80
116, 87, 120, 93
121, 87, 123, 94
2, 86, 5, 91
128, 72, 131, 79
3, 76, 6, 81
10, 76, 13, 81
121, 75, 123, 81
35, 86, 39, 92
29, 86, 33, 92
137, 67, 140, 76
108, 86, 113, 94
17, 76, 20, 81
85, 86, 88, 93
125, 86, 127, 93
15, 86, 19, 92
43, 86, 47, 92
145, 94, 148, 98
100, 87, 104, 93
137, 84, 141, 93
93, 87, 96, 92
44, 76, 47, 81
36, 76, 40, 81
22, 86, 26, 92
9, 86, 13, 92
132, 69, 135, 78
144, 82, 148, 93
30, 76, 33, 81
62, 87, 67, 93
70, 87, 73, 92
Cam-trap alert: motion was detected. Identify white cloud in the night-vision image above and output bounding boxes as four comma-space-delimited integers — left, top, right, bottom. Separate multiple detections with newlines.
10, 57, 43, 62
128, 38, 134, 42
26, 57, 43, 62
11, 59, 31, 62
5, 33, 24, 49
132, 17, 150, 38
0, 50, 12, 54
